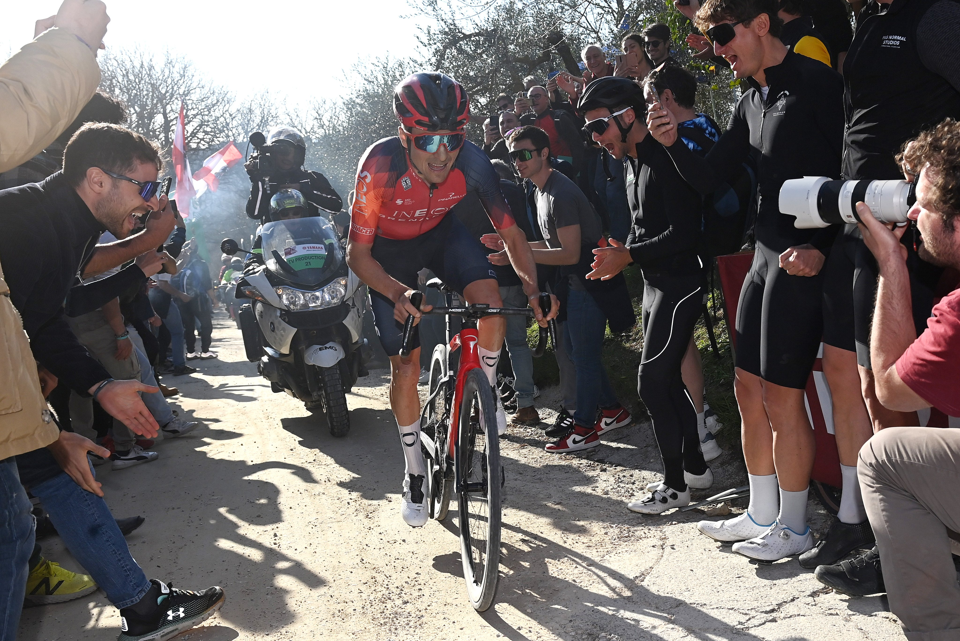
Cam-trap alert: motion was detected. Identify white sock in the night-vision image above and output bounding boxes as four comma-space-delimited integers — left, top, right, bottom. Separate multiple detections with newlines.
778, 486, 809, 534
478, 346, 500, 387
746, 473, 779, 526
837, 463, 868, 524
696, 412, 707, 440
398, 420, 425, 477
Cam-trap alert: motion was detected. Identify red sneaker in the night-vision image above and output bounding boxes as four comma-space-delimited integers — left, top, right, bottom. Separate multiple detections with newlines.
594, 405, 632, 437
545, 424, 599, 453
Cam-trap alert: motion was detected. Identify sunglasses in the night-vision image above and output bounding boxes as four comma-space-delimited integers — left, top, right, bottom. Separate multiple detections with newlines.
508, 148, 543, 162
643, 40, 663, 49
582, 107, 632, 138
407, 132, 466, 153
705, 19, 746, 47
99, 168, 160, 202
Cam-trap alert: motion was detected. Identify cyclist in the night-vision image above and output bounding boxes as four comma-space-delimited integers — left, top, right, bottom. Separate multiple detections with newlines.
345, 72, 555, 528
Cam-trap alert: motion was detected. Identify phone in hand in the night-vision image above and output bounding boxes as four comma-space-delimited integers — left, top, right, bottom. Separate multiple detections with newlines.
547, 70, 562, 80
159, 176, 172, 200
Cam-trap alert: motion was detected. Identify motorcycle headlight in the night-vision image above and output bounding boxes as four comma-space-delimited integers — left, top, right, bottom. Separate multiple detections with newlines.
275, 278, 348, 311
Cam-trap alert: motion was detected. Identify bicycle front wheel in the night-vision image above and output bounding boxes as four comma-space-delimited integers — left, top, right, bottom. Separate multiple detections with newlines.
456, 368, 502, 611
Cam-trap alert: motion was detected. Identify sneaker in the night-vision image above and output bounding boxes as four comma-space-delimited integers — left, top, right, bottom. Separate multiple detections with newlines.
799, 518, 875, 570
704, 403, 723, 434
401, 474, 428, 527
732, 520, 815, 561
116, 516, 146, 537
159, 384, 179, 398
24, 557, 97, 605
111, 445, 159, 470
511, 406, 540, 426
199, 351, 218, 359
698, 512, 774, 543
186, 352, 200, 360
545, 424, 599, 453
171, 365, 197, 376
684, 467, 714, 490
813, 545, 885, 597
118, 579, 225, 641
627, 483, 690, 515
594, 405, 632, 437
161, 417, 198, 438
479, 389, 507, 436
418, 367, 429, 385
544, 408, 575, 438
700, 431, 722, 462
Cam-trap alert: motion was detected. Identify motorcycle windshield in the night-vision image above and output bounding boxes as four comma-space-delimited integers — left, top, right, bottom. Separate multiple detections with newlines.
260, 218, 343, 288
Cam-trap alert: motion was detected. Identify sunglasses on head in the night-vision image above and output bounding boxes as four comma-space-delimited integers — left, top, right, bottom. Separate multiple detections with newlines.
98, 167, 160, 202
508, 148, 543, 162
582, 107, 632, 138
643, 40, 663, 49
705, 19, 746, 47
407, 131, 466, 153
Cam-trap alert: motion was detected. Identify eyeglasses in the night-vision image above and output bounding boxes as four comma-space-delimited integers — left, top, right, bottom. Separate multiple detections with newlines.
407, 132, 466, 153
643, 40, 663, 49
582, 107, 632, 138
529, 93, 547, 101
508, 148, 543, 162
98, 168, 160, 202
705, 19, 746, 47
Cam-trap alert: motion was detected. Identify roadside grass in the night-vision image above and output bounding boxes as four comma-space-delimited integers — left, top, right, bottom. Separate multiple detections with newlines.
528, 263, 742, 452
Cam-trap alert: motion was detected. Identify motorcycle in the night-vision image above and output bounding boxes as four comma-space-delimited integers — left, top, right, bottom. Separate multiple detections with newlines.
221, 217, 366, 436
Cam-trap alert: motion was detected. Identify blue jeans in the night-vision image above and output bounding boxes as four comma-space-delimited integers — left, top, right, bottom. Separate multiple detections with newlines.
133, 345, 174, 427
20, 454, 151, 609
499, 286, 535, 408
0, 457, 33, 641
164, 300, 186, 368
564, 288, 618, 429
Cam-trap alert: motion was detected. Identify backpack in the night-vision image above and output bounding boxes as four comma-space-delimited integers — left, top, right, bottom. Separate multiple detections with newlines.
677, 122, 758, 257
173, 264, 204, 298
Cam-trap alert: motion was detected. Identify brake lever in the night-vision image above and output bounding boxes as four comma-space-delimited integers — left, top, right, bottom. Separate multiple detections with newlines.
399, 291, 424, 361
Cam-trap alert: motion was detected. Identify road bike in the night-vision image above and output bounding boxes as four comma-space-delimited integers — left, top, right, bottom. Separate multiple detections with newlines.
400, 280, 554, 611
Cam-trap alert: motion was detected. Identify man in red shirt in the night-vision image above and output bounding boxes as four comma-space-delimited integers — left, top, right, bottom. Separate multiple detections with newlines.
815, 118, 960, 639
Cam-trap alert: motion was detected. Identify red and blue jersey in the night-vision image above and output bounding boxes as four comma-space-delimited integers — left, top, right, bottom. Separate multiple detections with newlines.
349, 137, 516, 244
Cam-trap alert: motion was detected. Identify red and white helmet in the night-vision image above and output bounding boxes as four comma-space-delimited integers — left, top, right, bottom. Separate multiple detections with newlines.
393, 72, 470, 132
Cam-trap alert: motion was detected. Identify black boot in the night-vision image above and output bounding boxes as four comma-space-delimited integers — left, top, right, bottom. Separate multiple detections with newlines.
814, 545, 885, 596
799, 518, 875, 569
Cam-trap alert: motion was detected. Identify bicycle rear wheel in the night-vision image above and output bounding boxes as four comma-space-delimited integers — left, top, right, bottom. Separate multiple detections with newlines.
456, 368, 502, 612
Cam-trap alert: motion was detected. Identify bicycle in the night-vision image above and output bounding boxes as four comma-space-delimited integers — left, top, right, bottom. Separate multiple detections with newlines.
400, 280, 555, 611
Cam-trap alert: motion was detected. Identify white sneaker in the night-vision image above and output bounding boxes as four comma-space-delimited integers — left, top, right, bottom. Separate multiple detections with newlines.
700, 431, 722, 461
186, 352, 200, 360
704, 403, 723, 434
732, 520, 814, 561
418, 368, 429, 385
199, 351, 218, 359
111, 445, 159, 470
627, 483, 690, 515
685, 467, 714, 490
401, 474, 428, 527
162, 416, 198, 437
698, 512, 775, 543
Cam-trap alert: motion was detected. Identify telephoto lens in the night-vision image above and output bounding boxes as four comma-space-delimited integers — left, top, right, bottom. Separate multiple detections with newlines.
780, 177, 916, 229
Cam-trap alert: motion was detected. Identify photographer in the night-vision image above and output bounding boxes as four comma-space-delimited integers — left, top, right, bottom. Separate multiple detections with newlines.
815, 118, 960, 639
244, 126, 342, 221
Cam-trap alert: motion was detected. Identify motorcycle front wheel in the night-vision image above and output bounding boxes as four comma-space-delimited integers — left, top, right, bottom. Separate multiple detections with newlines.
319, 364, 350, 437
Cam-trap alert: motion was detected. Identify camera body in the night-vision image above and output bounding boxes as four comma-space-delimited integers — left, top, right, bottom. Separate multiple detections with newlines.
779, 176, 916, 229
246, 131, 281, 179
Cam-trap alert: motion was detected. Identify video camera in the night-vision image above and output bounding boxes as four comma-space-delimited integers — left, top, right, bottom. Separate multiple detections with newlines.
779, 177, 916, 229
246, 131, 281, 178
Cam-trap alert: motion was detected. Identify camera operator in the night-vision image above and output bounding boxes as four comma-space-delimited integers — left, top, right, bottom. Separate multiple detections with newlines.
815, 119, 960, 639
244, 126, 342, 221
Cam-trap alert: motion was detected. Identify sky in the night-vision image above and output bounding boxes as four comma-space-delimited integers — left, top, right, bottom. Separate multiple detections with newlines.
0, 1, 428, 106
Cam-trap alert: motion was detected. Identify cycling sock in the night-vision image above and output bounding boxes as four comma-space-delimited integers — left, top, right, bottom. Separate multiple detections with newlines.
478, 346, 500, 387
747, 473, 779, 526
398, 420, 425, 477
837, 463, 868, 524
778, 485, 809, 534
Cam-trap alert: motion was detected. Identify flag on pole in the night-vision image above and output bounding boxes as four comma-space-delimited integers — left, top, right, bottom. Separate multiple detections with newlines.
172, 101, 196, 217
192, 141, 243, 193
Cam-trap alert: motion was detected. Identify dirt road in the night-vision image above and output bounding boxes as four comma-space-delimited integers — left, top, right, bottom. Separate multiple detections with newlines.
20, 317, 905, 640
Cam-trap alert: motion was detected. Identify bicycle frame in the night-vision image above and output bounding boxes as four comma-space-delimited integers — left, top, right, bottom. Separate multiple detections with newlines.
446, 327, 481, 460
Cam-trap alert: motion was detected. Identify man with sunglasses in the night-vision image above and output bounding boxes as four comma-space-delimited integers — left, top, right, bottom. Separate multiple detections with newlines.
523, 86, 584, 175
347, 72, 556, 528
642, 23, 678, 67
647, 0, 845, 560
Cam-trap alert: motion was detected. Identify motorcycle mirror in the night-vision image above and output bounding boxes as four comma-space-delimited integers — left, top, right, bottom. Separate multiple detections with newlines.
249, 131, 266, 149
220, 238, 240, 255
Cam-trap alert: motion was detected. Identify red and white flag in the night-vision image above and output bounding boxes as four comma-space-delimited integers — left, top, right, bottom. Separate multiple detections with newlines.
172, 101, 196, 217
192, 141, 243, 193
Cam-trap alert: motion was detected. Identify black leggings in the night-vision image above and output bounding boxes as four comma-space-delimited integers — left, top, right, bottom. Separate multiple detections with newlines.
638, 271, 707, 491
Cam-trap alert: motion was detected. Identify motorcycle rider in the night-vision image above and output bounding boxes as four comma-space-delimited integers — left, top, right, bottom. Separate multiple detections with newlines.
244, 188, 313, 269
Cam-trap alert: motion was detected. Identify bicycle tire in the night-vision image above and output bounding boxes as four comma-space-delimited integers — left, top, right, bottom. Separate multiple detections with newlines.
456, 368, 502, 612
424, 348, 453, 521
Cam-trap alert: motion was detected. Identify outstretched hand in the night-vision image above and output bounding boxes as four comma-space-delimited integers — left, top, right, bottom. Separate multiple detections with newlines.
587, 238, 633, 280
47, 431, 111, 496
91, 379, 160, 438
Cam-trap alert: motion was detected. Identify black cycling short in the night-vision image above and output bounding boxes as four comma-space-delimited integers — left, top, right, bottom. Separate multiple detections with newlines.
735, 242, 825, 389
368, 214, 497, 357
853, 229, 943, 369
821, 224, 858, 352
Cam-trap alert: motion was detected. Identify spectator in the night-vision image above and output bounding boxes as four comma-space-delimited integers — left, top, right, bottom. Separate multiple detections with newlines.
778, 0, 833, 67
514, 92, 533, 117
523, 86, 584, 174
499, 111, 521, 141
482, 116, 508, 162
174, 241, 218, 360
642, 23, 677, 66
499, 126, 634, 454
582, 44, 614, 82
522, 75, 542, 91
619, 33, 656, 79
495, 93, 513, 112
815, 119, 960, 639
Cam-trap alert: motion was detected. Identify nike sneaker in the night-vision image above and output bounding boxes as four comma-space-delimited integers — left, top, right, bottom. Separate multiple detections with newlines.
594, 405, 632, 437
545, 424, 599, 453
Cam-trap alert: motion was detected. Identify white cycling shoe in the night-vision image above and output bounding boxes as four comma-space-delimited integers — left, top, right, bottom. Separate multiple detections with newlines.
627, 483, 690, 515
401, 474, 428, 528
645, 468, 713, 493
732, 520, 814, 561
697, 512, 775, 543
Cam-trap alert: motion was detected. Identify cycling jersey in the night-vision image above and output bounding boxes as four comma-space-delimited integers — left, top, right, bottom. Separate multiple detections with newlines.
349, 137, 516, 244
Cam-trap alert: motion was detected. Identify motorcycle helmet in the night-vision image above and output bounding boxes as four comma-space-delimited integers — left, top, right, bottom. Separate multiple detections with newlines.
270, 188, 308, 219
393, 72, 470, 132
230, 258, 243, 270
266, 126, 307, 166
